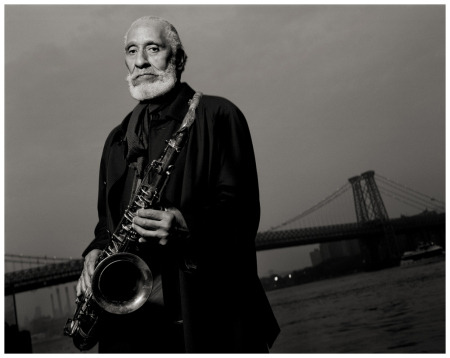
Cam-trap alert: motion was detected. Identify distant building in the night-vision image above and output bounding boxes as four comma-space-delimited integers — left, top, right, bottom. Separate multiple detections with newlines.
319, 239, 361, 261
310, 248, 322, 266
34, 306, 42, 320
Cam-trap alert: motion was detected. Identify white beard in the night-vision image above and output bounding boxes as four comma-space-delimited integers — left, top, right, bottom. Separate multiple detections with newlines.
127, 62, 177, 101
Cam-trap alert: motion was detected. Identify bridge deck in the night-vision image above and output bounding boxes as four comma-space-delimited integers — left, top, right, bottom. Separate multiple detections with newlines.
5, 213, 444, 295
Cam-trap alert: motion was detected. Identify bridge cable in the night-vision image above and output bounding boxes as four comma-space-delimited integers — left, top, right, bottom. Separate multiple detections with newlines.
375, 173, 445, 206
267, 182, 351, 232
378, 188, 430, 213
5, 253, 74, 261
375, 175, 445, 208
377, 183, 444, 212
286, 184, 352, 225
375, 178, 445, 211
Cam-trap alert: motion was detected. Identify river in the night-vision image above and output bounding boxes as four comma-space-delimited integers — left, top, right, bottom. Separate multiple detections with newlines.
267, 258, 445, 353
16, 257, 445, 353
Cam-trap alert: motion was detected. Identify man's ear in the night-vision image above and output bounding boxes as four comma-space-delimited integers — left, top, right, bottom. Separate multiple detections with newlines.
175, 49, 187, 72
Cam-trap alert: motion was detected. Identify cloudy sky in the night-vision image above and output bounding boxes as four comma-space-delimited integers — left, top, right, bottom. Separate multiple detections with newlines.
4, 5, 445, 276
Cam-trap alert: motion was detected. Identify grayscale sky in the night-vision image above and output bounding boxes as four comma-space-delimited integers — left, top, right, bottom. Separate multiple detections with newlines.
4, 5, 445, 276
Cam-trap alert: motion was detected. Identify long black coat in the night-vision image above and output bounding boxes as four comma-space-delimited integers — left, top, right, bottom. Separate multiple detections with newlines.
83, 83, 280, 352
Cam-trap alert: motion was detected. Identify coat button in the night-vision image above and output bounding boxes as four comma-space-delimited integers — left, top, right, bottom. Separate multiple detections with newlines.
103, 181, 107, 185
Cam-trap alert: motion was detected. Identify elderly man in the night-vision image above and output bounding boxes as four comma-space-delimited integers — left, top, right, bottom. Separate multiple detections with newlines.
76, 16, 279, 353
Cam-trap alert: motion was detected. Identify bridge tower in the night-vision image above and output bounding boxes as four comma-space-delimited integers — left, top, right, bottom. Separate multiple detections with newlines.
348, 175, 369, 223
349, 170, 399, 268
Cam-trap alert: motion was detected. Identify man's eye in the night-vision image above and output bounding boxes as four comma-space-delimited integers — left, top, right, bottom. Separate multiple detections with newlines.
148, 46, 159, 53
127, 48, 137, 55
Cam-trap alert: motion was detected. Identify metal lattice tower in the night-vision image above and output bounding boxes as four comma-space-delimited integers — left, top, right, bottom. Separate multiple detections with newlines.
348, 170, 399, 265
349, 171, 391, 223
348, 175, 369, 223
360, 171, 390, 222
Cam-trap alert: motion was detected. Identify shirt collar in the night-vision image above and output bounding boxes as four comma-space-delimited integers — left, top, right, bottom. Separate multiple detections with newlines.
117, 82, 196, 140
159, 82, 196, 122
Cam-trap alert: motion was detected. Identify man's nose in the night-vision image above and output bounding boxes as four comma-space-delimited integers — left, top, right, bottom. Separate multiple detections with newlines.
135, 48, 150, 68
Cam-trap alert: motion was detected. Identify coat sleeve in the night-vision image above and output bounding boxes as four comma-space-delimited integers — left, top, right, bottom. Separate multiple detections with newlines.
175, 98, 261, 278
81, 131, 115, 257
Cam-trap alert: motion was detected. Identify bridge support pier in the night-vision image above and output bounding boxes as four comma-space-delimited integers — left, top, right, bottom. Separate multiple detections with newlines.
349, 171, 400, 269
359, 232, 400, 270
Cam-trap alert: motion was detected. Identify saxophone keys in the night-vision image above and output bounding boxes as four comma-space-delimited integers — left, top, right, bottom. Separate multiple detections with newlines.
124, 210, 135, 222
122, 223, 132, 232
166, 165, 174, 175
112, 233, 124, 242
129, 231, 139, 241
135, 195, 150, 208
64, 318, 79, 337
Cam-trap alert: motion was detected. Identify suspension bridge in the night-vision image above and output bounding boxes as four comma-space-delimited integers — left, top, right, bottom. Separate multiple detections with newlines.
5, 171, 445, 295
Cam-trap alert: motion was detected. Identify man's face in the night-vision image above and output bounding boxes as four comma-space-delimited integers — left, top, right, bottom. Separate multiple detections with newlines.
125, 21, 177, 101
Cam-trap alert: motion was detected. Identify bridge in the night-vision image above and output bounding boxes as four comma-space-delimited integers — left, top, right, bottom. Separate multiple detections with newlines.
256, 212, 444, 250
5, 171, 445, 295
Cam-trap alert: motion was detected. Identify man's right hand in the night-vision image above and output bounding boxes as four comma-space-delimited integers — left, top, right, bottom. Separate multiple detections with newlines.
76, 249, 101, 298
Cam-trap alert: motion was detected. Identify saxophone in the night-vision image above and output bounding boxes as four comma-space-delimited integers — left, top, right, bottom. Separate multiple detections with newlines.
64, 92, 202, 351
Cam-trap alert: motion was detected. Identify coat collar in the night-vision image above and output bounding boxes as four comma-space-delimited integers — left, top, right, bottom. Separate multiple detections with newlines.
115, 82, 196, 143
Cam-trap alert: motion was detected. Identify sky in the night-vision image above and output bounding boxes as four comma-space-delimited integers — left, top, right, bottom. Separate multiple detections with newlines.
4, 4, 445, 277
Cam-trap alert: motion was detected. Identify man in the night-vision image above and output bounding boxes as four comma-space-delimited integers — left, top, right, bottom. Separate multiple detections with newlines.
77, 16, 279, 353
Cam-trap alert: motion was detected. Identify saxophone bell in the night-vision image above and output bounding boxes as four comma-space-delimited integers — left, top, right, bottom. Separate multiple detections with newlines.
91, 253, 153, 315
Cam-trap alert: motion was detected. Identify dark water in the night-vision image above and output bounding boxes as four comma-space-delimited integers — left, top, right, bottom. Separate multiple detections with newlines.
18, 258, 445, 353
268, 258, 445, 353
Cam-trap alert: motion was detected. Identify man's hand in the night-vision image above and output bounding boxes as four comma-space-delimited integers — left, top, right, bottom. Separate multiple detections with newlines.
132, 207, 187, 245
76, 249, 101, 298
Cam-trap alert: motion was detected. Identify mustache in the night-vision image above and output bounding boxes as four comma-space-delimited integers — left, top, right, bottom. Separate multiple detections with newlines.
129, 57, 176, 81
131, 70, 161, 81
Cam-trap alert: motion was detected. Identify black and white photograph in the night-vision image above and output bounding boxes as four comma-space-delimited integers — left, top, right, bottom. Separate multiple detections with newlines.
4, 4, 445, 353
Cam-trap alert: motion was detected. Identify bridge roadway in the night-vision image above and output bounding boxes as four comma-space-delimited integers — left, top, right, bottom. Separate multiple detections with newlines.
5, 213, 444, 295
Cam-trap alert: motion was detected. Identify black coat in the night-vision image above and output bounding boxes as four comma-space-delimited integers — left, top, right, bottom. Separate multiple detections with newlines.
83, 83, 280, 352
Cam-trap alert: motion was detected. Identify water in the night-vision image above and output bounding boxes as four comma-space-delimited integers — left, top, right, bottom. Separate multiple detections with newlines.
9, 258, 445, 353
267, 258, 445, 353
